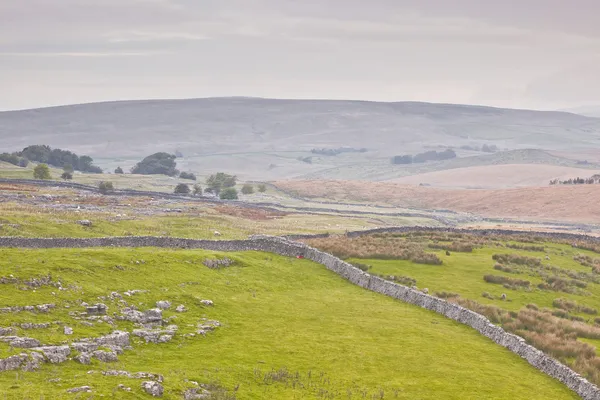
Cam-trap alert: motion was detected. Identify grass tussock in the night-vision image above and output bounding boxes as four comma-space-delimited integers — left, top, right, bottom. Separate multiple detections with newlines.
452, 296, 600, 384
483, 274, 531, 289
428, 241, 474, 253
492, 253, 542, 267
552, 298, 597, 315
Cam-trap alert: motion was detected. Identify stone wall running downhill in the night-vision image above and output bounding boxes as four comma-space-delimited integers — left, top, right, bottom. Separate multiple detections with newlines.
1, 234, 599, 399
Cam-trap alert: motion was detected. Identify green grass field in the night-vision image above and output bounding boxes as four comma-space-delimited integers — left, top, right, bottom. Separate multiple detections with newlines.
353, 242, 600, 315
0, 248, 578, 399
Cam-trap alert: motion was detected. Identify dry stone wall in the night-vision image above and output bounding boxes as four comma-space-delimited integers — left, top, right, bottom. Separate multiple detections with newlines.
1, 234, 599, 399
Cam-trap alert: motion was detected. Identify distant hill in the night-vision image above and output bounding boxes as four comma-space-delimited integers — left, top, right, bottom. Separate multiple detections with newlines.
561, 105, 600, 118
1, 97, 599, 179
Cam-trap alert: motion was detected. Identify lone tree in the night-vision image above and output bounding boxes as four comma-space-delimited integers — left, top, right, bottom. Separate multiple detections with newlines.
61, 171, 73, 180
98, 181, 114, 195
193, 184, 203, 196
206, 172, 237, 195
179, 172, 196, 181
219, 187, 238, 200
241, 184, 254, 195
258, 184, 267, 193
114, 166, 124, 174
33, 164, 51, 180
131, 153, 178, 176
174, 183, 191, 195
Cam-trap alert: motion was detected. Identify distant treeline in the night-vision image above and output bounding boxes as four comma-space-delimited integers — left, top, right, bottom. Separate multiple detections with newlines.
391, 149, 456, 165
460, 144, 498, 153
1, 145, 102, 173
550, 175, 600, 185
311, 147, 367, 156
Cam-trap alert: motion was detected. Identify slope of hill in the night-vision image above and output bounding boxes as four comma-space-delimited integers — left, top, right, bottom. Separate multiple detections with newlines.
1, 98, 600, 180
276, 180, 600, 224
0, 246, 578, 399
387, 164, 600, 189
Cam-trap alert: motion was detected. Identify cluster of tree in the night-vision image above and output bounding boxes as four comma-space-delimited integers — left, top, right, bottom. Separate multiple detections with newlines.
179, 172, 196, 181
131, 152, 178, 176
391, 149, 456, 165
17, 145, 102, 173
0, 152, 29, 167
550, 176, 600, 185
460, 144, 498, 153
173, 175, 267, 199
311, 147, 368, 156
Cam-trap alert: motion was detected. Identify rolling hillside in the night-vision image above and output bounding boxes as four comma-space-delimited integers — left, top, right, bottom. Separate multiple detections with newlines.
1, 98, 600, 180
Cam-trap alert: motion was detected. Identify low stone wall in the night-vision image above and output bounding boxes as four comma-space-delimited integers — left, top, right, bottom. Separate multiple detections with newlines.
1, 235, 598, 399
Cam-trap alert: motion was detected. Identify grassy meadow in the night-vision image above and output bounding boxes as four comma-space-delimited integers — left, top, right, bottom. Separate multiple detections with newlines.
0, 248, 578, 399
305, 232, 600, 384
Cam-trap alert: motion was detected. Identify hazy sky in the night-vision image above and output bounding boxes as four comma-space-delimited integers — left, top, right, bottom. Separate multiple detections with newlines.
1, 0, 600, 111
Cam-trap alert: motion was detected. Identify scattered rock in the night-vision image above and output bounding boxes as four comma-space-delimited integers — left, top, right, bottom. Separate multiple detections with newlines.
21, 322, 51, 330
67, 386, 92, 393
117, 384, 132, 392
64, 326, 74, 335
11, 337, 42, 349
175, 305, 187, 313
141, 381, 164, 397
0, 327, 14, 335
36, 304, 55, 313
200, 300, 214, 307
197, 320, 221, 336
0, 354, 28, 372
156, 301, 171, 310
96, 331, 130, 348
35, 346, 71, 363
422, 288, 429, 294
143, 308, 163, 324
110, 292, 123, 300
133, 326, 177, 344
77, 220, 92, 227
22, 351, 45, 371
87, 303, 107, 315
93, 350, 118, 363
184, 387, 211, 399
74, 353, 92, 365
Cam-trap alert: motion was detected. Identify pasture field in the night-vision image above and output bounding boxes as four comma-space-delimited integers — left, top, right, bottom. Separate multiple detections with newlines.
304, 231, 600, 384
0, 248, 578, 399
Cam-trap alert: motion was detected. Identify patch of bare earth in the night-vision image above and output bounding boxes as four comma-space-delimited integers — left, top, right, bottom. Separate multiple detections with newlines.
276, 180, 600, 224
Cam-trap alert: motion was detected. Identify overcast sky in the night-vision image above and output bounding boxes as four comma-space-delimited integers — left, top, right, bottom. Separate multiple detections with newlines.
1, 0, 600, 111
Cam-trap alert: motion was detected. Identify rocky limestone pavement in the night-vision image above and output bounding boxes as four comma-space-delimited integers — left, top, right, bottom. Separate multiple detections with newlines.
74, 353, 92, 365
64, 326, 73, 335
34, 346, 71, 363
175, 304, 187, 313
21, 322, 51, 330
0, 327, 14, 335
86, 303, 108, 315
67, 386, 92, 393
102, 370, 164, 382
93, 350, 118, 363
141, 381, 164, 397
133, 325, 178, 344
8, 337, 42, 349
